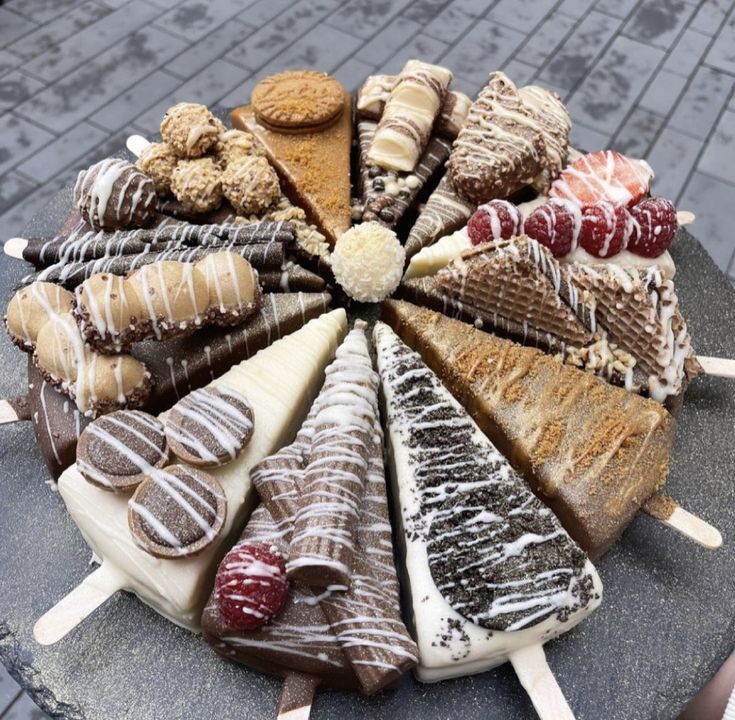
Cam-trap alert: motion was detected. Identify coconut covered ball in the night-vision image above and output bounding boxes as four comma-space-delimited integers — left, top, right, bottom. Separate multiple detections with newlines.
136, 142, 178, 196
216, 129, 266, 168
221, 156, 280, 216
160, 102, 225, 159
170, 157, 223, 214
331, 222, 405, 302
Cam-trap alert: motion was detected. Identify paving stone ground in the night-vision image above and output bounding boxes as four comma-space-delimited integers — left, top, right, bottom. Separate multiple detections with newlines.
0, 0, 734, 716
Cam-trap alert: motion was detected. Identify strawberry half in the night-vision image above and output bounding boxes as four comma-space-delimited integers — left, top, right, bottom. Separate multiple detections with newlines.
549, 150, 654, 208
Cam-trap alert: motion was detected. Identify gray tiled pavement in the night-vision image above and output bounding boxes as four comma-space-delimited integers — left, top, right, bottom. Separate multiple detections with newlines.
1, 0, 735, 715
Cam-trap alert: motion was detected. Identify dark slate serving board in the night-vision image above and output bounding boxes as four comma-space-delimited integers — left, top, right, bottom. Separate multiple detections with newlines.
1, 180, 734, 720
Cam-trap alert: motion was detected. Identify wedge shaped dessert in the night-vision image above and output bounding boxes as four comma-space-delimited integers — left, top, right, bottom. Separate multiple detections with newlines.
374, 320, 601, 686
400, 236, 698, 401
382, 300, 676, 559
231, 71, 352, 247
44, 309, 347, 633
202, 324, 417, 709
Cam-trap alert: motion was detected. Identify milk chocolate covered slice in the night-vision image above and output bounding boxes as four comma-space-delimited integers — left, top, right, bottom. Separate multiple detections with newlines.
165, 386, 254, 467
77, 410, 169, 491
383, 300, 676, 559
129, 464, 227, 558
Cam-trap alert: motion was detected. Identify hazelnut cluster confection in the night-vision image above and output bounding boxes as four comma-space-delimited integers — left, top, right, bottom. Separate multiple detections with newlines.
171, 157, 223, 214
136, 142, 178, 196
73, 251, 261, 352
216, 129, 266, 167
221, 155, 280, 215
74, 158, 157, 231
160, 102, 225, 158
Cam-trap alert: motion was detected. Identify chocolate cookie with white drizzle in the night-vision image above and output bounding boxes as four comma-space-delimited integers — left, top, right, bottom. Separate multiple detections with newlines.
165, 386, 254, 468
128, 464, 227, 559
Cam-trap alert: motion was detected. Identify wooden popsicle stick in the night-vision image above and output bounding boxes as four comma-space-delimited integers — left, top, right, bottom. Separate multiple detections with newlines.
33, 562, 125, 645
677, 210, 695, 226
509, 644, 575, 720
4, 237, 27, 259
0, 399, 21, 424
276, 673, 319, 720
642, 496, 723, 550
126, 134, 151, 159
696, 356, 735, 379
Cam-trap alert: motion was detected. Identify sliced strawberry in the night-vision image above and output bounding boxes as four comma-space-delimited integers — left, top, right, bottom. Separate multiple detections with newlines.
549, 150, 654, 208
628, 197, 678, 258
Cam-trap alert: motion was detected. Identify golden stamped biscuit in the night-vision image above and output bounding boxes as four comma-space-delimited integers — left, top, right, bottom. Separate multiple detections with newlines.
252, 71, 344, 132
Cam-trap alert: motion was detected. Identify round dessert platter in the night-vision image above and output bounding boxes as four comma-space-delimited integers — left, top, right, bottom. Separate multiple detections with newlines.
1, 66, 735, 720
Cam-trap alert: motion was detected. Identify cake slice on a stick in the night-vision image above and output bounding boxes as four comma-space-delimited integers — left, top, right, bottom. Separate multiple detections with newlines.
374, 319, 601, 719
202, 323, 417, 715
34, 309, 347, 643
231, 71, 352, 247
382, 300, 719, 559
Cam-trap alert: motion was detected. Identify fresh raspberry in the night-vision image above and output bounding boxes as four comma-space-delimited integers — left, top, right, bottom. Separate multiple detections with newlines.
549, 150, 654, 208
467, 200, 523, 246
578, 201, 629, 258
216, 542, 289, 630
523, 199, 582, 257
628, 197, 678, 258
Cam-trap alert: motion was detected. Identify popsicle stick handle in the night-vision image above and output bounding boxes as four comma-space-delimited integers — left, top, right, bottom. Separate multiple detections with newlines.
276, 673, 318, 720
509, 644, 575, 720
697, 356, 735, 379
33, 562, 124, 645
677, 210, 695, 226
0, 399, 20, 424
4, 237, 27, 259
642, 501, 723, 550
126, 134, 151, 159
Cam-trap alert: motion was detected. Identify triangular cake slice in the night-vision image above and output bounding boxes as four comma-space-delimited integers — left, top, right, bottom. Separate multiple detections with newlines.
374, 320, 601, 683
28, 292, 332, 479
203, 323, 417, 699
56, 309, 347, 631
382, 300, 675, 559
231, 74, 352, 247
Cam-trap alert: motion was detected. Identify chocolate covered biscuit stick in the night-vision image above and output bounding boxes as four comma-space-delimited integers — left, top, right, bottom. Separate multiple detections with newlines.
19, 221, 295, 268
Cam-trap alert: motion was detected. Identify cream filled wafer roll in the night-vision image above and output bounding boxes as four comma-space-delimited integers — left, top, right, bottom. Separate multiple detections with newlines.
367, 60, 453, 173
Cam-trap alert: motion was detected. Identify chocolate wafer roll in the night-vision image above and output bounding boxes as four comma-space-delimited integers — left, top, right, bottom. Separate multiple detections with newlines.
356, 119, 452, 229
259, 263, 326, 293
23, 221, 295, 268
24, 243, 284, 289
367, 60, 452, 173
287, 323, 379, 589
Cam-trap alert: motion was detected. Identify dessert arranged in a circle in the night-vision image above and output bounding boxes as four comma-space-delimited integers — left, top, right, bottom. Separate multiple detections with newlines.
0, 58, 727, 720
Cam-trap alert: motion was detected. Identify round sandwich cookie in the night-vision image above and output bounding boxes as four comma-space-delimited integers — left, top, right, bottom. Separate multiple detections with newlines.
77, 410, 169, 491
165, 386, 254, 468
128, 464, 227, 559
252, 71, 344, 133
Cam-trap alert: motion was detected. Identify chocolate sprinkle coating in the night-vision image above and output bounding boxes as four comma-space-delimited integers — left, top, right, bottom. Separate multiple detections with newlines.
76, 410, 169, 491
128, 464, 226, 558
165, 386, 254, 467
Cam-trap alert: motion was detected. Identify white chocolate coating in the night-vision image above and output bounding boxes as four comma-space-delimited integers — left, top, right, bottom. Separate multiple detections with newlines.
57, 310, 347, 631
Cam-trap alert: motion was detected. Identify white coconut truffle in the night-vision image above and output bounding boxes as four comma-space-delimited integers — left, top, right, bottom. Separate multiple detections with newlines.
331, 222, 405, 302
